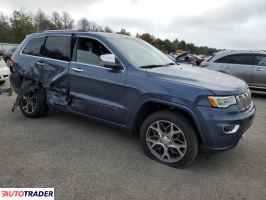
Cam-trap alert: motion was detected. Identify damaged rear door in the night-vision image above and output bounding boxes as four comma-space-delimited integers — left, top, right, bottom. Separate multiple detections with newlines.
11, 35, 71, 110
40, 35, 72, 105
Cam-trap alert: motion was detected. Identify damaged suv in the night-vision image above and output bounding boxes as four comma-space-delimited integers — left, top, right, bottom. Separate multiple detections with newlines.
10, 30, 255, 168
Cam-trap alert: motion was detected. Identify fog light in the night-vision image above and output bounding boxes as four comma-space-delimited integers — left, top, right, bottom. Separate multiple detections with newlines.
223, 124, 240, 134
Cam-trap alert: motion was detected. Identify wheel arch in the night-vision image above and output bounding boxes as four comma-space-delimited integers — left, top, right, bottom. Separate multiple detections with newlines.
131, 100, 207, 147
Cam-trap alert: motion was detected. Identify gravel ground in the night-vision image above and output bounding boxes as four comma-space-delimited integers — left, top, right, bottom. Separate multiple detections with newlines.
0, 81, 265, 200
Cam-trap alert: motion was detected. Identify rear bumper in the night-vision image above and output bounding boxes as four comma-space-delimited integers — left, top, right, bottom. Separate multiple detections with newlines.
195, 103, 256, 153
0, 66, 10, 82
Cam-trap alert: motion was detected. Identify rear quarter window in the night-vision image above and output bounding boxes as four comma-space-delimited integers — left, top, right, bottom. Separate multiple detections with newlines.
22, 37, 45, 56
44, 36, 71, 61
205, 55, 214, 62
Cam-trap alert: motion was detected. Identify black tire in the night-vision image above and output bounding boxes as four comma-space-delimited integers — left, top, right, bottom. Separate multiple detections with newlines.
0, 81, 5, 85
19, 88, 49, 118
140, 110, 198, 168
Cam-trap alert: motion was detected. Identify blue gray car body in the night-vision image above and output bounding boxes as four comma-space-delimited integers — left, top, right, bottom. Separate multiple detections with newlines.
10, 31, 255, 158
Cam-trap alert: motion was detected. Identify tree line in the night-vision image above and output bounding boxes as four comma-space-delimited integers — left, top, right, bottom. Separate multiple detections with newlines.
0, 9, 219, 55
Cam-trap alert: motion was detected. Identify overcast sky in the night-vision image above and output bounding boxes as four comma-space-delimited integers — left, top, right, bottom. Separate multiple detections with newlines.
0, 0, 265, 50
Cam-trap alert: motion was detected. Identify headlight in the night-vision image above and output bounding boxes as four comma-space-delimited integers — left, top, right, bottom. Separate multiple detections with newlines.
208, 96, 237, 108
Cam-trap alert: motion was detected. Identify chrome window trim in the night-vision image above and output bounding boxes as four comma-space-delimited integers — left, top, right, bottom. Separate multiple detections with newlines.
20, 53, 70, 64
71, 61, 124, 71
73, 36, 126, 71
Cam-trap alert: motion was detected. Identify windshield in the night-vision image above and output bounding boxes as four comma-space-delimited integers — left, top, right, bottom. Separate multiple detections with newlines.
108, 38, 174, 68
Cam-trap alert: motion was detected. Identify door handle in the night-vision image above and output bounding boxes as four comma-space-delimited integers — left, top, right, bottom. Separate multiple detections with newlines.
257, 67, 263, 71
36, 61, 46, 66
72, 68, 84, 72
223, 65, 232, 69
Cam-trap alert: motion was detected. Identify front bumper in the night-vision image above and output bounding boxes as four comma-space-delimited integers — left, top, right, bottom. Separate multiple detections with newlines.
195, 103, 256, 152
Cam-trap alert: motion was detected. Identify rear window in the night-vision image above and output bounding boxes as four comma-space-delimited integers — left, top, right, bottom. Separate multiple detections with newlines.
205, 55, 214, 62
44, 36, 71, 61
215, 54, 253, 65
22, 37, 45, 56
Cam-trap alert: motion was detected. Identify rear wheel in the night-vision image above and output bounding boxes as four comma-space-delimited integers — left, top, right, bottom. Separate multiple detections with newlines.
140, 110, 199, 168
19, 88, 48, 118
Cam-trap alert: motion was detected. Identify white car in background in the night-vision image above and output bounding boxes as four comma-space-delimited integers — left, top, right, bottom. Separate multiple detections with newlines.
0, 57, 10, 84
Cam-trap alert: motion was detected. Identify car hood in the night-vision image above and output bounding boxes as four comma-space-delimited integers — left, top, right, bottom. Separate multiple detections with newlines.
146, 64, 248, 95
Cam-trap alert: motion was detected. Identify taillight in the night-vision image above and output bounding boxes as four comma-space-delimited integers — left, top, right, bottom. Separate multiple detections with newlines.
10, 56, 14, 67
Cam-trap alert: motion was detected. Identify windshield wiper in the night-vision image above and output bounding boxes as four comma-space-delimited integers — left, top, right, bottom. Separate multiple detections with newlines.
164, 62, 175, 66
139, 62, 175, 69
140, 64, 164, 69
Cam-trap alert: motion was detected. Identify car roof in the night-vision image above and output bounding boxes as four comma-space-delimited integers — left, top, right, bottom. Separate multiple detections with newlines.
208, 49, 266, 62
215, 49, 266, 55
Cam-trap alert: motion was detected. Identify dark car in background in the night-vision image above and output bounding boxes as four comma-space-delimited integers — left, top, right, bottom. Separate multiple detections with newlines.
169, 52, 206, 66
10, 30, 255, 168
175, 52, 195, 64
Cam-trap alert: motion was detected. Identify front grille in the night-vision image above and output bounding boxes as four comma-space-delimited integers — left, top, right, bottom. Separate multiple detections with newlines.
236, 90, 252, 111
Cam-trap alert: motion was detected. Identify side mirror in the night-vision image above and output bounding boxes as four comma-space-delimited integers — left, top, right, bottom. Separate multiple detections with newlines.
99, 54, 123, 70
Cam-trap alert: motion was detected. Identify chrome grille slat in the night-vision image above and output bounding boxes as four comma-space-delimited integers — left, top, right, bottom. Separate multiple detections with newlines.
236, 90, 252, 111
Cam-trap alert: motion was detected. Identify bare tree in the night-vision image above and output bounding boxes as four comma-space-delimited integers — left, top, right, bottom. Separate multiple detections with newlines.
62, 11, 74, 29
91, 21, 97, 31
51, 12, 62, 29
35, 9, 53, 31
116, 28, 130, 36
104, 26, 113, 33
96, 25, 104, 32
77, 17, 90, 30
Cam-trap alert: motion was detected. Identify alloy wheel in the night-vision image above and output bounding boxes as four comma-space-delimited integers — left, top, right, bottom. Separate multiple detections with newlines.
146, 120, 187, 163
21, 91, 37, 114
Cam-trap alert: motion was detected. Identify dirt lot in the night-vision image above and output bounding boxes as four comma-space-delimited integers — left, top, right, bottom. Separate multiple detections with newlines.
0, 81, 265, 200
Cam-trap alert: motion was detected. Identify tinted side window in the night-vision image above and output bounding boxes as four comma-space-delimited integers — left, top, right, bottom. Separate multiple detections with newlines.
75, 37, 111, 66
22, 37, 45, 56
44, 36, 71, 61
215, 54, 253, 65
255, 55, 266, 66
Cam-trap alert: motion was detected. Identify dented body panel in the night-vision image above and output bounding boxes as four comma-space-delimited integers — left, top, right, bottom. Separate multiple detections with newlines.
11, 33, 71, 107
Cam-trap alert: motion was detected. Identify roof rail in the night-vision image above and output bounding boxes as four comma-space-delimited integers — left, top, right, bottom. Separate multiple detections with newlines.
44, 29, 79, 33
217, 49, 265, 53
77, 29, 88, 32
